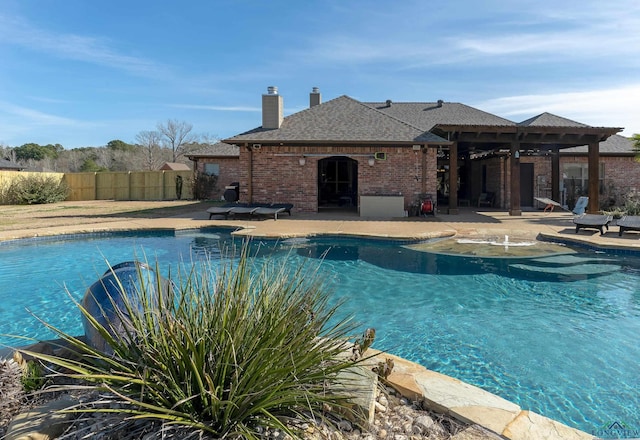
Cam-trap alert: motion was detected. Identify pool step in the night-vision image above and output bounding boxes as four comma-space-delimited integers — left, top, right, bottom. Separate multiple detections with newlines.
508, 255, 621, 280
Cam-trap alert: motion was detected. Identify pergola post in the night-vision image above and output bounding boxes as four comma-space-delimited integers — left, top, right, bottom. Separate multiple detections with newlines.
587, 142, 600, 213
509, 139, 521, 216
421, 147, 427, 194
448, 142, 459, 214
551, 148, 560, 204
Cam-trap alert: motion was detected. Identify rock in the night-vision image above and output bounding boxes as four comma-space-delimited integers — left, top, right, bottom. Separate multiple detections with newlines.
413, 414, 435, 433
13, 342, 54, 367
451, 424, 503, 440
337, 420, 352, 432
374, 401, 387, 413
5, 394, 78, 440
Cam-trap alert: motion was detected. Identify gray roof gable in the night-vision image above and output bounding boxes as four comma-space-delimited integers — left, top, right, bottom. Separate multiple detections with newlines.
0, 158, 22, 170
225, 95, 449, 144
518, 112, 588, 128
187, 142, 239, 158
366, 101, 516, 130
561, 134, 636, 154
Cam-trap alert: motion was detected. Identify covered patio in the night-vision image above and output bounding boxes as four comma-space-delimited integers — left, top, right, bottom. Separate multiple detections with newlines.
433, 116, 622, 215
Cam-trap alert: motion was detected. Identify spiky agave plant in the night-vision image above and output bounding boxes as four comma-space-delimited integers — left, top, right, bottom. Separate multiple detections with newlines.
18, 244, 367, 439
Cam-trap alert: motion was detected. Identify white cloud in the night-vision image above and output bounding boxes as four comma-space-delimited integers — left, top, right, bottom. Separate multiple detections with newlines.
0, 14, 163, 76
476, 85, 640, 135
0, 101, 78, 126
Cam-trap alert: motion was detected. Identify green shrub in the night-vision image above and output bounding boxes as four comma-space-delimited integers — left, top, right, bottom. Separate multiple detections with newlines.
1, 174, 69, 204
21, 247, 366, 438
20, 360, 47, 392
192, 173, 218, 200
623, 190, 640, 215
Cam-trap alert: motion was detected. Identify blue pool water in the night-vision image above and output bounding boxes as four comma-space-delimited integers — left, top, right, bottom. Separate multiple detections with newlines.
1, 229, 639, 434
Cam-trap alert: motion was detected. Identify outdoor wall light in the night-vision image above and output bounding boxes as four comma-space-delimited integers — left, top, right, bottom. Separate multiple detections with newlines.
514, 150, 520, 159
368, 157, 375, 166
299, 157, 306, 166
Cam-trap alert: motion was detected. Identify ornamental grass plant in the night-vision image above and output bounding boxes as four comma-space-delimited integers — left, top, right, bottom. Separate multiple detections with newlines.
20, 245, 367, 439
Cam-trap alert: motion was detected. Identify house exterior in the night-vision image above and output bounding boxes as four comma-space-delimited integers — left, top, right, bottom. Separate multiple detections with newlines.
192, 87, 632, 215
187, 143, 240, 200
0, 159, 23, 171
159, 162, 191, 171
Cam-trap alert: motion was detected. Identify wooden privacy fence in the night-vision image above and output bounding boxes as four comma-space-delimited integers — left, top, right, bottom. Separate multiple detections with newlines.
0, 170, 193, 201
0, 171, 64, 189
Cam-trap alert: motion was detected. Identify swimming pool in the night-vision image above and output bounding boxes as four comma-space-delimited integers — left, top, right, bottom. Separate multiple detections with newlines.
1, 229, 638, 434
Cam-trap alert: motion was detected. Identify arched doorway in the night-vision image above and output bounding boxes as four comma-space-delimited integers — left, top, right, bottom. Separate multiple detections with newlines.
318, 156, 358, 210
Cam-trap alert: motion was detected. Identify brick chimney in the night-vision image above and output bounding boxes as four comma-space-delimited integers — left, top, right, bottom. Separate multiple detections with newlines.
262, 86, 283, 129
310, 87, 321, 107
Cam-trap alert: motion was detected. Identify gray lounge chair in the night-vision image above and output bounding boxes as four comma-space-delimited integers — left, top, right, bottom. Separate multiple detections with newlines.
617, 215, 640, 236
252, 206, 286, 220
207, 204, 236, 219
228, 206, 259, 218
573, 213, 612, 235
271, 203, 293, 215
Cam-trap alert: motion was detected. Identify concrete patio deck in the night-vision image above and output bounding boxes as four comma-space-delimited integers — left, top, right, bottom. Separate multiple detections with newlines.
2, 205, 638, 253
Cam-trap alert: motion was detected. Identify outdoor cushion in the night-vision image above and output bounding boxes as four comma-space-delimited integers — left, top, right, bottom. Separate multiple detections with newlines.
617, 215, 640, 236
252, 206, 286, 220
573, 214, 612, 235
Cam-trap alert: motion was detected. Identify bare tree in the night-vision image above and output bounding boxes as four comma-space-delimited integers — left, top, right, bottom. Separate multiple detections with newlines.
0, 144, 17, 162
157, 119, 196, 162
136, 130, 164, 170
200, 132, 220, 147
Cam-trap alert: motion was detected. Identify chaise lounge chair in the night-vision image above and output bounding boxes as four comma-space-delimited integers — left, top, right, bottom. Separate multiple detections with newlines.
207, 204, 237, 219
534, 197, 563, 213
252, 206, 286, 220
207, 203, 259, 219
573, 213, 612, 235
228, 205, 259, 218
270, 203, 293, 216
617, 215, 640, 236
207, 202, 294, 220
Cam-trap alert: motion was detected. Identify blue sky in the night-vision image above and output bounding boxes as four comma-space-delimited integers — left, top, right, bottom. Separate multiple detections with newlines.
1, 0, 639, 149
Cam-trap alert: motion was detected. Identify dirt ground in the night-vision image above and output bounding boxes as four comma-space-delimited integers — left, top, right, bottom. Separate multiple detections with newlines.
0, 200, 211, 233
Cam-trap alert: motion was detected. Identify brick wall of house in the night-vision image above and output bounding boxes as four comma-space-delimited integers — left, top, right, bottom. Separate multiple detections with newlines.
560, 155, 640, 206
235, 145, 437, 213
523, 155, 552, 205
198, 149, 640, 212
195, 157, 241, 200
470, 156, 505, 207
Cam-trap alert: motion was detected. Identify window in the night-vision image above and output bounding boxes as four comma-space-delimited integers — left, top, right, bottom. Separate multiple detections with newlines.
562, 162, 605, 207
204, 163, 220, 176
562, 163, 605, 190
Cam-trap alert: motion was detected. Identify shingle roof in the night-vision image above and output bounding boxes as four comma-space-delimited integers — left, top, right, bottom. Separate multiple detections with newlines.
0, 158, 22, 170
187, 142, 239, 158
225, 95, 449, 144
560, 134, 636, 154
160, 162, 191, 170
365, 101, 515, 130
518, 112, 589, 128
